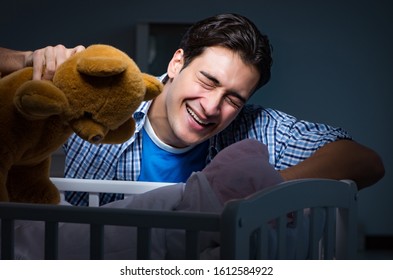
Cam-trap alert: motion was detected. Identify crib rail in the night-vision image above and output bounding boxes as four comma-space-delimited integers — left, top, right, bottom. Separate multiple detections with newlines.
51, 177, 172, 206
0, 202, 220, 260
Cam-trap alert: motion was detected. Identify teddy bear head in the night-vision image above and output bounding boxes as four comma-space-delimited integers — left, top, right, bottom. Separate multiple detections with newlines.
52, 44, 162, 144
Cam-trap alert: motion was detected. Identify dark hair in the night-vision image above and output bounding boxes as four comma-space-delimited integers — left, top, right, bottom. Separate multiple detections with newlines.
178, 13, 273, 92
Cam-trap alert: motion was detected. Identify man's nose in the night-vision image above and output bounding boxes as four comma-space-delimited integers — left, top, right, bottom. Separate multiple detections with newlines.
200, 91, 222, 116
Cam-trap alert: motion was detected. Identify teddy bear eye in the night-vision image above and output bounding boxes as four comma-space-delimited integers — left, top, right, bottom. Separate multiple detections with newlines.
84, 111, 93, 119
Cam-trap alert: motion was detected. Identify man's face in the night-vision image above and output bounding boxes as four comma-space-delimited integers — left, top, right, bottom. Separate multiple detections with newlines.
149, 46, 260, 148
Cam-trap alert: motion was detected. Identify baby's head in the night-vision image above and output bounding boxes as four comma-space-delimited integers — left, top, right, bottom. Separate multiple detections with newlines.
202, 139, 283, 204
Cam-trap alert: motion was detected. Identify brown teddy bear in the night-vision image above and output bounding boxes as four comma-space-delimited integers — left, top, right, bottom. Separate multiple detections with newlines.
0, 44, 162, 204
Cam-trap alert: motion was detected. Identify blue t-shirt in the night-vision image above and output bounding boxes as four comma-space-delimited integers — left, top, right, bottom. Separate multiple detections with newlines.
138, 119, 208, 183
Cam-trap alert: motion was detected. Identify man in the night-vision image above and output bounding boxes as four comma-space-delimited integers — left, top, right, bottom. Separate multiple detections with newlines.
0, 14, 385, 206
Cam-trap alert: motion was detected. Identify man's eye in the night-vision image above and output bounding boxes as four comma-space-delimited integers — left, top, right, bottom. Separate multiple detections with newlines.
200, 81, 215, 89
225, 96, 243, 109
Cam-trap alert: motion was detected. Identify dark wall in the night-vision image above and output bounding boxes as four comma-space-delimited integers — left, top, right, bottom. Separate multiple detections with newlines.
1, 0, 392, 237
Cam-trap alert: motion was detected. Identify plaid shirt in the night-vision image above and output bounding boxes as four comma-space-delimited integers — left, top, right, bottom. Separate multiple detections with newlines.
64, 101, 351, 206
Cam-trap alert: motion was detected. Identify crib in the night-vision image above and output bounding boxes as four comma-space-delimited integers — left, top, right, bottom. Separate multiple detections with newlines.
0, 177, 358, 260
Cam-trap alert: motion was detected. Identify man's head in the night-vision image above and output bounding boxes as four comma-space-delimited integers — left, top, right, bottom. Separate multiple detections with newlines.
149, 14, 272, 148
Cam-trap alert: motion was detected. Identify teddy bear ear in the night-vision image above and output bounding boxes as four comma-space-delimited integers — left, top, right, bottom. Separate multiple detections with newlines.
141, 73, 163, 100
77, 57, 128, 77
14, 80, 68, 119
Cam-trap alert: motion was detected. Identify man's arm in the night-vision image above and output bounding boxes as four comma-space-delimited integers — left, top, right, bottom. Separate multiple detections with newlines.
0, 47, 32, 77
0, 45, 84, 80
279, 139, 385, 190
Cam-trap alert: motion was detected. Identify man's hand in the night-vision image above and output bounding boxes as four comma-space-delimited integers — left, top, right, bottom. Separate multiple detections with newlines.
25, 44, 85, 80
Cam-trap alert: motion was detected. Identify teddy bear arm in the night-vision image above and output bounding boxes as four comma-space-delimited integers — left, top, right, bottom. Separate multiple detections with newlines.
7, 158, 60, 204
14, 80, 69, 119
0, 171, 9, 201
0, 146, 14, 201
141, 73, 163, 101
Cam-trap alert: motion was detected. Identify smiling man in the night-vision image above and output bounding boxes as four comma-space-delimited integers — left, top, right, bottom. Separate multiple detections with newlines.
149, 46, 258, 148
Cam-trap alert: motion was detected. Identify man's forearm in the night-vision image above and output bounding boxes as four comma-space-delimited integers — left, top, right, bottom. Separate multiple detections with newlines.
0, 47, 32, 76
279, 139, 385, 189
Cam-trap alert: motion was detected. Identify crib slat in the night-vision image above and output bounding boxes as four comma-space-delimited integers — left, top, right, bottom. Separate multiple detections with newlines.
185, 230, 200, 260
258, 224, 269, 259
336, 206, 357, 259
277, 214, 287, 259
90, 224, 104, 259
137, 227, 151, 259
1, 219, 14, 259
323, 207, 336, 259
309, 207, 322, 259
294, 210, 305, 259
89, 193, 100, 207
44, 221, 59, 260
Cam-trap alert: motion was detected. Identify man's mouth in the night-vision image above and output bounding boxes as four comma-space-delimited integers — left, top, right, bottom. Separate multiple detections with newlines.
186, 106, 210, 127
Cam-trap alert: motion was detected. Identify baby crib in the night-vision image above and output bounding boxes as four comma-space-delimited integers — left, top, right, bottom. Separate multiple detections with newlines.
0, 178, 358, 260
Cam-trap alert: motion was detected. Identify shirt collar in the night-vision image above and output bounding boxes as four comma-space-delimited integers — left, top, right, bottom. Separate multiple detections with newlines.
133, 100, 152, 133
133, 74, 166, 129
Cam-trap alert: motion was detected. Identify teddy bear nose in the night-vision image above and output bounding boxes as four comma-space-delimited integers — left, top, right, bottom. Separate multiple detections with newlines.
90, 134, 103, 143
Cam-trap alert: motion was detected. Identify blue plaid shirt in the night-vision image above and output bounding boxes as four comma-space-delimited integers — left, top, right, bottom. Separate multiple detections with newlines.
64, 101, 351, 206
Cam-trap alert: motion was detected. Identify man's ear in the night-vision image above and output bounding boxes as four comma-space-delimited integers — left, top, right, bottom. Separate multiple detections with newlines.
167, 49, 184, 79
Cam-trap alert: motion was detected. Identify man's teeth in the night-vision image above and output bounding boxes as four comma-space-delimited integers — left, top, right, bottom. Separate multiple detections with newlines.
187, 107, 209, 126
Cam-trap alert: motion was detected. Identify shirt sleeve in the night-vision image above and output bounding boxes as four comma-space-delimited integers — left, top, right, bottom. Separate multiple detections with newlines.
273, 112, 352, 169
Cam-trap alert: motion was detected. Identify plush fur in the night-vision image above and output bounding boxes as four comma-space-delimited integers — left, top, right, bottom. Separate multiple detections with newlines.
0, 44, 162, 204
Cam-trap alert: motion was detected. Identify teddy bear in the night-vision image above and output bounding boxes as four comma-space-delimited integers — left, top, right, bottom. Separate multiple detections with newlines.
0, 44, 162, 204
